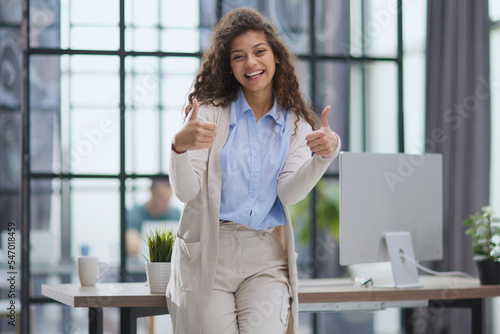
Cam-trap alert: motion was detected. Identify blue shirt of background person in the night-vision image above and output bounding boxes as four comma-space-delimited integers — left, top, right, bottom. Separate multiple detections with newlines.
126, 177, 181, 257
219, 88, 290, 230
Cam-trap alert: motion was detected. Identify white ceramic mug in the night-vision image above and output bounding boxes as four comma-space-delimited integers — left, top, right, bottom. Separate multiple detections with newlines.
77, 256, 109, 287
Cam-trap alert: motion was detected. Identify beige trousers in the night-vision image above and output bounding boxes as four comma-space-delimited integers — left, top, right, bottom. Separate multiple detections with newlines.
202, 221, 291, 334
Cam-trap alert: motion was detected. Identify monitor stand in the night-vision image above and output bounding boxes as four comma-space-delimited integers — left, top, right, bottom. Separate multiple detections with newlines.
376, 231, 423, 289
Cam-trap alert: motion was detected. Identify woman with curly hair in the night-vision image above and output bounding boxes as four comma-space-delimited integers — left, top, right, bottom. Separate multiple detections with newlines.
167, 7, 340, 334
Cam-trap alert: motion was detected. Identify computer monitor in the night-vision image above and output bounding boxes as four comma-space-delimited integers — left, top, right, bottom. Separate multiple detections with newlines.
339, 152, 443, 287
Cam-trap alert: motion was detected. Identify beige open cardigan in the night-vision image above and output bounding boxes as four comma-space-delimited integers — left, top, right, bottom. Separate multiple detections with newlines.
167, 103, 340, 333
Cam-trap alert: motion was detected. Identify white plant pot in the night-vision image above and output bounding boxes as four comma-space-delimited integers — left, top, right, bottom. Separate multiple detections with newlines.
145, 262, 171, 294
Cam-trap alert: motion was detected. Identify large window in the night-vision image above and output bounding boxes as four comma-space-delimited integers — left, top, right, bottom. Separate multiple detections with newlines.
7, 0, 426, 333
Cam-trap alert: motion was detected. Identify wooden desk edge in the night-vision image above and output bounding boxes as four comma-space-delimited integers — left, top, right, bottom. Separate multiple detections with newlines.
42, 283, 167, 308
42, 277, 500, 308
42, 284, 76, 307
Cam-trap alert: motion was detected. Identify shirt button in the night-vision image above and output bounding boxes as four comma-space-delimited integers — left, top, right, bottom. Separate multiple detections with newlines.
253, 172, 258, 176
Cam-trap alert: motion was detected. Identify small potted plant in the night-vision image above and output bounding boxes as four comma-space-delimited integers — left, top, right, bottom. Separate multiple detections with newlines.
142, 226, 176, 294
462, 206, 500, 285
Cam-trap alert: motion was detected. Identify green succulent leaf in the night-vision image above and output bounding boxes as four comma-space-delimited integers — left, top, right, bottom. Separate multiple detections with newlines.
141, 226, 176, 262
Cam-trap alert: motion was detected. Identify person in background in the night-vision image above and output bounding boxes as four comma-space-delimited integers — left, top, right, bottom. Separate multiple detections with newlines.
126, 176, 181, 257
167, 7, 340, 334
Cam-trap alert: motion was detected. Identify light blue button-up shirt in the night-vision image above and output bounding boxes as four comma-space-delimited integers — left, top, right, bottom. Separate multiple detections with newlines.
219, 89, 291, 230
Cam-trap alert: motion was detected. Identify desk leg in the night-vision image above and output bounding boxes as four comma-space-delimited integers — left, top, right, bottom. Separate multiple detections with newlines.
431, 299, 484, 334
88, 308, 103, 334
470, 299, 483, 334
120, 307, 169, 334
121, 308, 137, 334
401, 308, 414, 334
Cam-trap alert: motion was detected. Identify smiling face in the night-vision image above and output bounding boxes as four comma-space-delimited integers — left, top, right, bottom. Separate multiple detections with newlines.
229, 30, 277, 98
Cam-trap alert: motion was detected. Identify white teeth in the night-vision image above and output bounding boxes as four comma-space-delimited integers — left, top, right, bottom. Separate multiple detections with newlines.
245, 70, 264, 78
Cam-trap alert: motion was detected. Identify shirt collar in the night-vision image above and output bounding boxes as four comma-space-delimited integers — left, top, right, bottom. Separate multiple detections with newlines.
231, 88, 284, 126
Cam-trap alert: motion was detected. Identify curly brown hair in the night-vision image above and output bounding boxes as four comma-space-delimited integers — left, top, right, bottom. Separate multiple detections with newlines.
185, 7, 318, 130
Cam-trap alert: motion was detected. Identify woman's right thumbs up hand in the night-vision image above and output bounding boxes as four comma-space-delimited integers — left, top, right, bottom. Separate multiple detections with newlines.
172, 98, 218, 153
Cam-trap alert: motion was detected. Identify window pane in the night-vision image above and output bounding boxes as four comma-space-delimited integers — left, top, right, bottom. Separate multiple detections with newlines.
70, 107, 120, 174
125, 57, 161, 108
161, 57, 200, 109
403, 0, 426, 154
316, 61, 349, 174
71, 179, 120, 264
32, 0, 120, 50
125, 177, 153, 281
125, 27, 160, 52
58, 0, 119, 50
161, 0, 200, 28
68, 26, 120, 50
30, 55, 120, 174
161, 28, 200, 53
70, 0, 119, 25
29, 55, 61, 173
127, 0, 159, 27
222, 0, 260, 14
125, 0, 202, 52
349, 64, 364, 152
269, 0, 310, 54
0, 0, 22, 24
296, 60, 311, 98
350, 0, 398, 58
0, 28, 22, 110
366, 62, 398, 152
490, 0, 500, 21
67, 56, 120, 174
315, 0, 350, 56
126, 108, 161, 174
29, 179, 62, 298
350, 62, 398, 153
29, 0, 61, 48
125, 56, 194, 174
160, 57, 199, 173
199, 0, 216, 51
0, 113, 20, 225
29, 179, 120, 299
221, 0, 311, 54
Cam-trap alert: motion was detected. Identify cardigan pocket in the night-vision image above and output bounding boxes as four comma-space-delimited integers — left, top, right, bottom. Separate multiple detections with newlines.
172, 236, 201, 292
